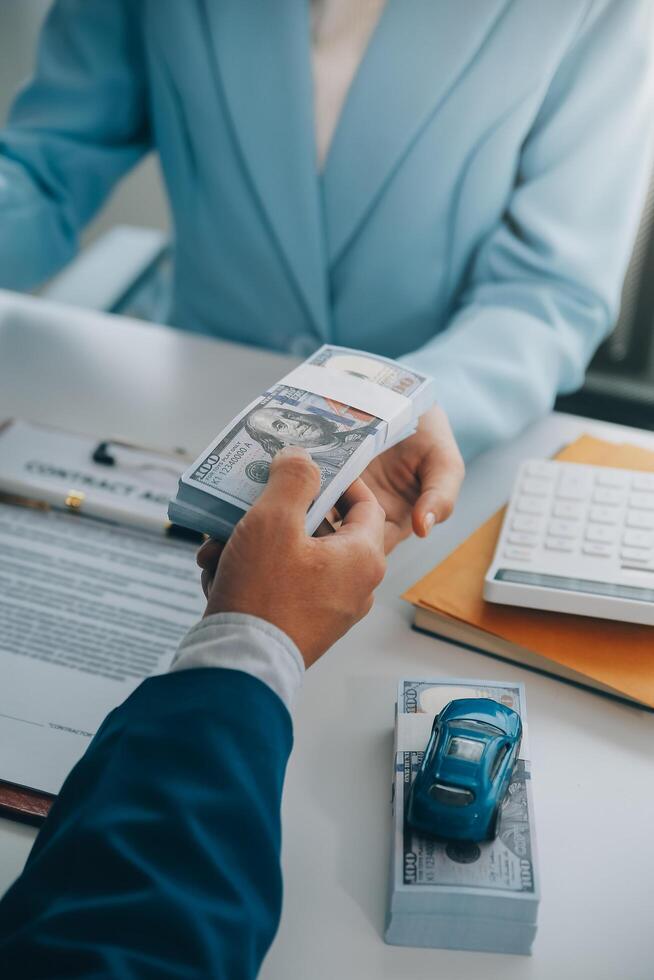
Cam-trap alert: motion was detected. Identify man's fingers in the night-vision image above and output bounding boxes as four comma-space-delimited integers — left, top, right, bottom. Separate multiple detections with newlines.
198, 539, 224, 598
257, 447, 321, 529
201, 566, 215, 600
197, 538, 225, 570
337, 478, 386, 540
313, 517, 337, 537
332, 478, 387, 587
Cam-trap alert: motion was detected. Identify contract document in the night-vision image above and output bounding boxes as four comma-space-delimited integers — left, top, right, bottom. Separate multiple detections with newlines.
0, 421, 204, 799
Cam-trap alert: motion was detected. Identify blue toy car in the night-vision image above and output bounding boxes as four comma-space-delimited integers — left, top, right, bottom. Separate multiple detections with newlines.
406, 698, 522, 842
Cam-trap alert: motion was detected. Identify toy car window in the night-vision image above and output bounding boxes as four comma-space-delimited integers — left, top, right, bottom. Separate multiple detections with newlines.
446, 736, 484, 762
458, 719, 503, 736
490, 743, 510, 782
428, 782, 475, 807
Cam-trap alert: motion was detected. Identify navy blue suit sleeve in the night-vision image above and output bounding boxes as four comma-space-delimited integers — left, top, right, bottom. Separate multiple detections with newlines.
0, 668, 293, 979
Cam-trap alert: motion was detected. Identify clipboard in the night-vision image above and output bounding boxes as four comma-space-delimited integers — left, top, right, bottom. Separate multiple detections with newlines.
0, 781, 54, 826
0, 419, 205, 825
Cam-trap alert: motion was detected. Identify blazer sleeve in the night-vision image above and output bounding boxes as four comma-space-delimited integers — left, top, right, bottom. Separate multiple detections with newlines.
0, 668, 293, 980
402, 0, 654, 461
0, 0, 150, 291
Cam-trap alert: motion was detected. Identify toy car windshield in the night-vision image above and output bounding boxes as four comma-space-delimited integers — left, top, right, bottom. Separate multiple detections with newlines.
456, 718, 504, 736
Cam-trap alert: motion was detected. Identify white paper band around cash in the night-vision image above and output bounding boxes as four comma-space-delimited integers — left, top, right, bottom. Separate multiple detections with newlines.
281, 363, 413, 441
395, 711, 436, 753
169, 345, 437, 540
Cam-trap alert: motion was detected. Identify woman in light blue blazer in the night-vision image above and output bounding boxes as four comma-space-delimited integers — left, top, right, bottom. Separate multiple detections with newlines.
1, 1, 653, 548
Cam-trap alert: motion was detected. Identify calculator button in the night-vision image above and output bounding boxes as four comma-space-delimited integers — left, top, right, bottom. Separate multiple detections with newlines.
622, 561, 654, 572
592, 488, 624, 506
547, 520, 578, 538
545, 536, 575, 552
557, 473, 592, 500
582, 542, 613, 558
632, 474, 654, 492
552, 500, 583, 520
503, 547, 533, 562
588, 505, 619, 525
629, 492, 654, 511
511, 515, 542, 533
526, 461, 557, 479
520, 478, 550, 496
585, 524, 617, 544
626, 510, 654, 530
621, 546, 653, 562
623, 529, 653, 548
595, 470, 629, 489
507, 532, 538, 547
516, 496, 547, 515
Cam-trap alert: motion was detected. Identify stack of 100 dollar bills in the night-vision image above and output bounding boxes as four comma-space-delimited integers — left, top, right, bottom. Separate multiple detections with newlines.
169, 345, 436, 539
386, 679, 540, 955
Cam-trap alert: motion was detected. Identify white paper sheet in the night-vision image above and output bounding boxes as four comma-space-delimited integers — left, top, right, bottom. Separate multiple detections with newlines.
0, 501, 204, 795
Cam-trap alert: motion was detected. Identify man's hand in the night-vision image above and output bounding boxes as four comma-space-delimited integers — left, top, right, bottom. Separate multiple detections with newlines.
361, 405, 465, 553
197, 447, 386, 668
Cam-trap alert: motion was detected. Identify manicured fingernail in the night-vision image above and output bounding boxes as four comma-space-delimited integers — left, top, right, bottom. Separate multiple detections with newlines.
424, 512, 435, 533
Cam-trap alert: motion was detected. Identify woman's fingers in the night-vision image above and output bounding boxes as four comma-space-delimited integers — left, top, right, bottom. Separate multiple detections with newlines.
411, 408, 465, 536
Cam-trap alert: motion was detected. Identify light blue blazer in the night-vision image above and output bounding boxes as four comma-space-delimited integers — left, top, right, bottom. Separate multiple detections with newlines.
1, 1, 653, 459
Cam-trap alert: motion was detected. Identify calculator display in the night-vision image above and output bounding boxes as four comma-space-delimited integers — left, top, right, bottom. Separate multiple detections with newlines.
495, 569, 654, 603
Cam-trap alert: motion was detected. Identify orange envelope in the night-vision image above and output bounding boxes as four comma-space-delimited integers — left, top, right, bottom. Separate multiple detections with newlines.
403, 436, 654, 709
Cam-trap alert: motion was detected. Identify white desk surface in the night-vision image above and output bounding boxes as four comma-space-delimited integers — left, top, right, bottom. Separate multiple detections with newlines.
0, 289, 653, 980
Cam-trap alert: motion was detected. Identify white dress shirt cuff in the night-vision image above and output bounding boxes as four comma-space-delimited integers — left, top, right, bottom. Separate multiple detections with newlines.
169, 612, 305, 712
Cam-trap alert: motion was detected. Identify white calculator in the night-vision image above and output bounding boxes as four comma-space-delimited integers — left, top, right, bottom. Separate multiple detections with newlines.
484, 459, 654, 626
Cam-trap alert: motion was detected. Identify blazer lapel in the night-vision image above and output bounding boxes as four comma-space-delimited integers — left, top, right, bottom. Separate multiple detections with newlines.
198, 0, 329, 338
322, 0, 512, 267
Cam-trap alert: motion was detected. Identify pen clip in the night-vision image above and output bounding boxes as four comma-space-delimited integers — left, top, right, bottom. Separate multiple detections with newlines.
0, 490, 50, 512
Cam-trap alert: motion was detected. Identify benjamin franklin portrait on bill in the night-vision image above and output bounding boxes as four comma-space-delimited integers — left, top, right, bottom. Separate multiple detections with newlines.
244, 407, 377, 458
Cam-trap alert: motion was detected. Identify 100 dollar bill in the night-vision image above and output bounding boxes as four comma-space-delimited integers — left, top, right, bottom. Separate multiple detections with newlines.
400, 679, 524, 720
308, 347, 429, 397
396, 757, 536, 895
175, 346, 433, 530
182, 384, 383, 510
393, 679, 538, 899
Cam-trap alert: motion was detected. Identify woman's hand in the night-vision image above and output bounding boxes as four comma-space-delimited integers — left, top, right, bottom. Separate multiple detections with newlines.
360, 405, 465, 553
